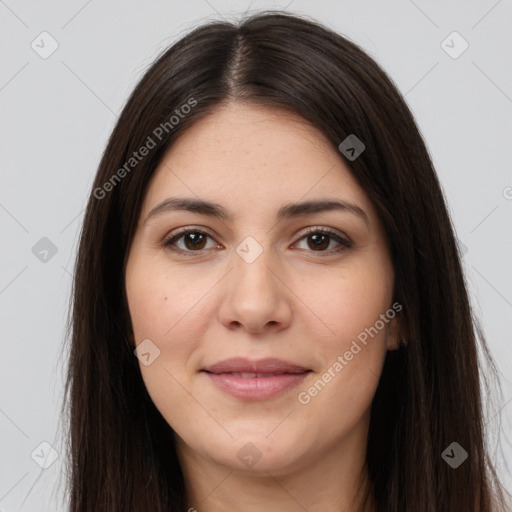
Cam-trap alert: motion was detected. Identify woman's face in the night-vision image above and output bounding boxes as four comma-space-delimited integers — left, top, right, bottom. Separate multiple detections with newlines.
125, 101, 400, 476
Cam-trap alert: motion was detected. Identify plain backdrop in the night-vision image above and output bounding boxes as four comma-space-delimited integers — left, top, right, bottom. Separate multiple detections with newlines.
1, 0, 511, 509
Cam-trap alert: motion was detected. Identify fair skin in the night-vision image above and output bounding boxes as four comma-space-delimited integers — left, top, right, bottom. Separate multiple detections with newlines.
125, 102, 401, 512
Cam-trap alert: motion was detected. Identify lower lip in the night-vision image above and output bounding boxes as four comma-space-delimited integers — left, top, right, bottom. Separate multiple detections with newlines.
202, 371, 311, 400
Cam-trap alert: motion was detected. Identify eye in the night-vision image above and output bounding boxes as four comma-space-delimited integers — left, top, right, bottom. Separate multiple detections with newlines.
162, 226, 352, 256
292, 226, 352, 255
163, 228, 221, 255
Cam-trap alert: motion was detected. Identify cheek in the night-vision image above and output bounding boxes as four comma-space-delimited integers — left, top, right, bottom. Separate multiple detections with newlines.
125, 257, 209, 344
304, 262, 393, 355
125, 261, 208, 418
125, 258, 218, 412
295, 258, 393, 419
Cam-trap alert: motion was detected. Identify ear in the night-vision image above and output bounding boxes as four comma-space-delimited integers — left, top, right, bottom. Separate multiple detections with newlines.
128, 332, 136, 347
386, 314, 402, 351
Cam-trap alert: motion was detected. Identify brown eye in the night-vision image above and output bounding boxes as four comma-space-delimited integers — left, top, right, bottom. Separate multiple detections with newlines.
162, 226, 351, 257
293, 227, 352, 255
181, 232, 207, 250
163, 229, 220, 254
306, 233, 330, 251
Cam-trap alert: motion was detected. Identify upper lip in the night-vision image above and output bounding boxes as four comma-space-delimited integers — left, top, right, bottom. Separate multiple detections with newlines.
201, 357, 311, 374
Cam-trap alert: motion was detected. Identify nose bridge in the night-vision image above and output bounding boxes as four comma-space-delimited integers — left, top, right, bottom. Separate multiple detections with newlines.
218, 235, 292, 332
232, 235, 278, 303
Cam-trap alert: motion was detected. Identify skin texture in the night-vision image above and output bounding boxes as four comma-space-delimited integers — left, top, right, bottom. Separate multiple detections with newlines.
125, 102, 401, 512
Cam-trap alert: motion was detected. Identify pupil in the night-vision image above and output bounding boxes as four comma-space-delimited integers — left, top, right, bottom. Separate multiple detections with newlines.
309, 234, 328, 250
185, 233, 206, 250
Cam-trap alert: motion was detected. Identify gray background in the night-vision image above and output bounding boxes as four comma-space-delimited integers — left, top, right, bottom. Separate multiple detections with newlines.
1, 0, 511, 509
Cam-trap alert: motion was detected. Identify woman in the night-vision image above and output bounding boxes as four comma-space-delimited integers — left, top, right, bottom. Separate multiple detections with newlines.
62, 10, 511, 512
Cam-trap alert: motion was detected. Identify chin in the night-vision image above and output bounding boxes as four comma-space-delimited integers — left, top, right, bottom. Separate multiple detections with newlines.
208, 433, 311, 476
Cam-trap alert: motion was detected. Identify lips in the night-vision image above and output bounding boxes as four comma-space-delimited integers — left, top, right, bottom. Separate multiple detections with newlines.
222, 372, 287, 378
201, 357, 312, 400
201, 357, 311, 375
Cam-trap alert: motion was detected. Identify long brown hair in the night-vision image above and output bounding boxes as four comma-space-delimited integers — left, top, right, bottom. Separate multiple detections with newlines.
60, 10, 511, 511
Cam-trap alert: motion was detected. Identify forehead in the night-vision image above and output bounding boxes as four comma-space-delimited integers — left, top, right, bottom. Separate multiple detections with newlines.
140, 102, 375, 221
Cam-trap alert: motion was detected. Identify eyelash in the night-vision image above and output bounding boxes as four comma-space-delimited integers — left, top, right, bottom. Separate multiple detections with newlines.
161, 226, 353, 257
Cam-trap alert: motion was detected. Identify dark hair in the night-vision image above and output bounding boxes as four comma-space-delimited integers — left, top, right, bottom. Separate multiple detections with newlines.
60, 10, 511, 512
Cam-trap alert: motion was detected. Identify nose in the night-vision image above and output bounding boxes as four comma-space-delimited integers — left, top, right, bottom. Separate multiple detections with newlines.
217, 244, 293, 335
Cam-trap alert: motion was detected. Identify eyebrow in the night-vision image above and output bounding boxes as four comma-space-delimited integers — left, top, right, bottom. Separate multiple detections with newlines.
145, 197, 369, 226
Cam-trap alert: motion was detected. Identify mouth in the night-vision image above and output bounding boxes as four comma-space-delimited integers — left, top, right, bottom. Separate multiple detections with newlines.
201, 356, 311, 375
200, 358, 312, 400
203, 371, 307, 378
